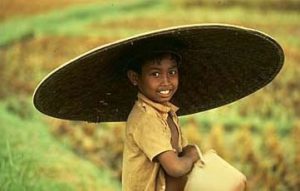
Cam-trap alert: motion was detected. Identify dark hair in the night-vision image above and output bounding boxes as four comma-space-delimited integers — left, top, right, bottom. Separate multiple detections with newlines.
126, 51, 182, 74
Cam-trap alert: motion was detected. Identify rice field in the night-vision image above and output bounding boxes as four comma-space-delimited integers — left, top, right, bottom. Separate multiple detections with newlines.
1, 0, 299, 190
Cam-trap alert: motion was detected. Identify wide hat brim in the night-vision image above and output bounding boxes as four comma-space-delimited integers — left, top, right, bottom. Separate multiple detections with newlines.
33, 24, 284, 123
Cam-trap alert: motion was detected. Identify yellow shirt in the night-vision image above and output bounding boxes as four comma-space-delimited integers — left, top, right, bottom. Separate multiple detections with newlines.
122, 93, 188, 191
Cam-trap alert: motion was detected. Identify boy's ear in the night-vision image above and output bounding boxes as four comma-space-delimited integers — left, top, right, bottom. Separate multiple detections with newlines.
127, 70, 139, 86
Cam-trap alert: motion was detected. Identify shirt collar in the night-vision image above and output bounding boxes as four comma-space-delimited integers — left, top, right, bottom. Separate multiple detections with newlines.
137, 93, 179, 115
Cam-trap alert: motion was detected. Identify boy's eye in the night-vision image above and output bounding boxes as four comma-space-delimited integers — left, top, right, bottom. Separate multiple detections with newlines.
169, 70, 178, 75
151, 72, 160, 77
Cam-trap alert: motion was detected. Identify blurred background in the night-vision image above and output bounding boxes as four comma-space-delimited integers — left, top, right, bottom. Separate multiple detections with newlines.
0, 0, 299, 190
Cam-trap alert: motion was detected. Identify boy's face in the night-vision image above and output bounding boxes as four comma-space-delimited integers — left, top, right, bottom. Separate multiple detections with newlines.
129, 55, 179, 104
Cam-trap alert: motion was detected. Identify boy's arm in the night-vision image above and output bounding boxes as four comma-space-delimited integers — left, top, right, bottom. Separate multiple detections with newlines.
155, 145, 199, 178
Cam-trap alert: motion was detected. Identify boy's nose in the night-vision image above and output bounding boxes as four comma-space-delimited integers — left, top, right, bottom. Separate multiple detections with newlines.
161, 74, 171, 85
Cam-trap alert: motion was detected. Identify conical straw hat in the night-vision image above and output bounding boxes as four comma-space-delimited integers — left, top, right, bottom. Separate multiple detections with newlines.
33, 24, 284, 122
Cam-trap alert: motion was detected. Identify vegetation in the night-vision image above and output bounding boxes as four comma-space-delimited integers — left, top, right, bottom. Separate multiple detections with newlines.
1, 0, 299, 190
0, 99, 121, 191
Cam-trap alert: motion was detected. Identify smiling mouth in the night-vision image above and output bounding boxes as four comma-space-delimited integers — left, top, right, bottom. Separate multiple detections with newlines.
159, 90, 171, 95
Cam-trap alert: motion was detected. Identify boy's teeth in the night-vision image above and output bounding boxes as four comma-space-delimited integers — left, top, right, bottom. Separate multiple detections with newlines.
160, 90, 170, 94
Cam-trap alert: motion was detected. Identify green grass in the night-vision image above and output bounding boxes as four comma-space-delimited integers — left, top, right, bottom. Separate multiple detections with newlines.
0, 0, 164, 46
1, 0, 299, 52
180, 99, 294, 135
0, 98, 121, 191
1, 0, 299, 48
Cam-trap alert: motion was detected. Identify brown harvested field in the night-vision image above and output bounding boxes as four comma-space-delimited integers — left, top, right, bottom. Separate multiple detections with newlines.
0, 0, 103, 21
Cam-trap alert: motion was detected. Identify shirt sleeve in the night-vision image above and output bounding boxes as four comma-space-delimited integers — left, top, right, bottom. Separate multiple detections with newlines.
132, 114, 173, 161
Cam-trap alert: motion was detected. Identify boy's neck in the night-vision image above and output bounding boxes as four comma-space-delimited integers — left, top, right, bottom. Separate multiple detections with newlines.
137, 92, 178, 113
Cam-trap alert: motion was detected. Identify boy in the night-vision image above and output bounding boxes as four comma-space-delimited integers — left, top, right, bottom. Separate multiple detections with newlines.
33, 24, 283, 191
122, 51, 200, 191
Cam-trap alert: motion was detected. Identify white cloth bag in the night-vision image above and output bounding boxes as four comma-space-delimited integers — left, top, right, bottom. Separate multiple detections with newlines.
184, 145, 247, 191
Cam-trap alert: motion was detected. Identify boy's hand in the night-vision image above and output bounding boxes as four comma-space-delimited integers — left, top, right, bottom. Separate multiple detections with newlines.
181, 145, 200, 162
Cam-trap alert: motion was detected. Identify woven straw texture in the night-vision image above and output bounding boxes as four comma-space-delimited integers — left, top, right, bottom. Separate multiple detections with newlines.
33, 24, 284, 122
